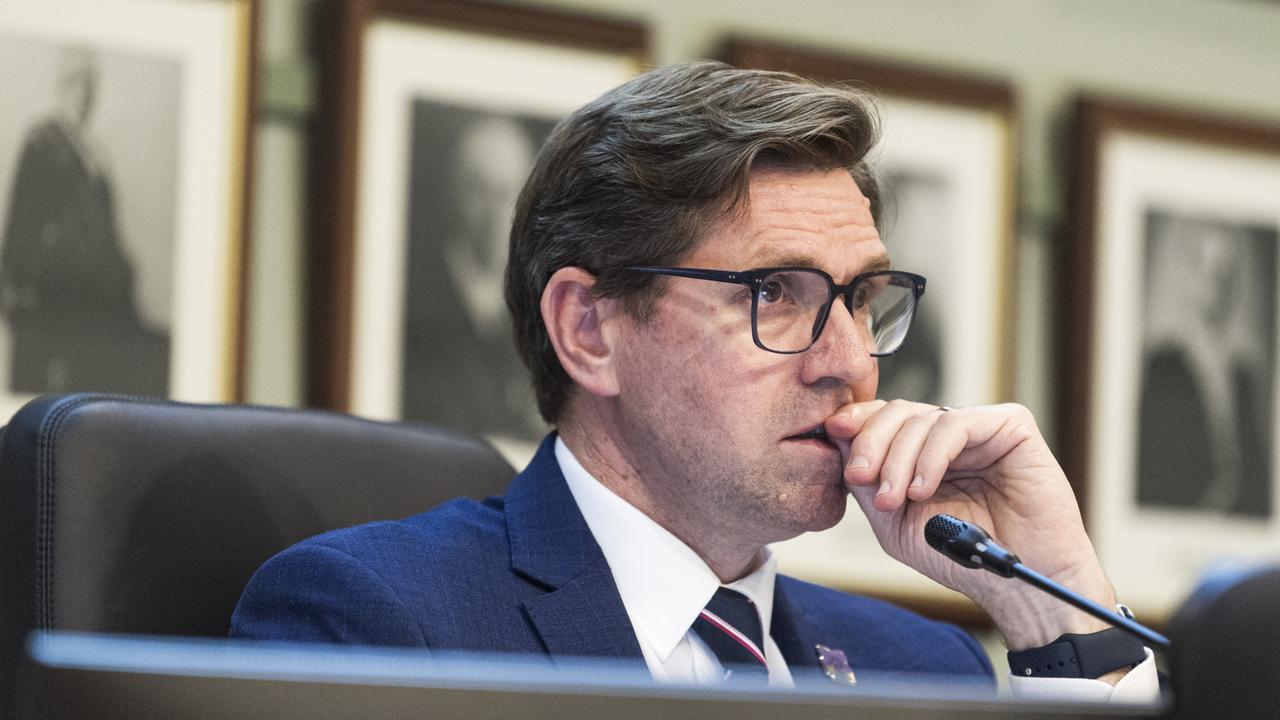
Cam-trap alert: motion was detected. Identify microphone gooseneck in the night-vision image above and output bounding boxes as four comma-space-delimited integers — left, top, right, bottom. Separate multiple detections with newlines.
924, 514, 1171, 649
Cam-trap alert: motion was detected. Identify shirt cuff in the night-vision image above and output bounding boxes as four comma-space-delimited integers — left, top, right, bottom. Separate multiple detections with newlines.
1007, 649, 1160, 705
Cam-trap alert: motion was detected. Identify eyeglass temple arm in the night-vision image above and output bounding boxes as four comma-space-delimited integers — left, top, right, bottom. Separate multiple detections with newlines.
624, 266, 751, 285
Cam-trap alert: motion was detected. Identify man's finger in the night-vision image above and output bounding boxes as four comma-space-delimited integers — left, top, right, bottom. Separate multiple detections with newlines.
838, 399, 937, 488
905, 409, 970, 502
824, 399, 887, 440
875, 412, 938, 510
825, 400, 885, 485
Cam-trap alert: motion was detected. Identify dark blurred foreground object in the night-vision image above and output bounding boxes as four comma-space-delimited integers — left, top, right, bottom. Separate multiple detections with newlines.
26, 563, 1280, 720
25, 632, 1157, 720
0, 393, 515, 720
1166, 561, 1280, 719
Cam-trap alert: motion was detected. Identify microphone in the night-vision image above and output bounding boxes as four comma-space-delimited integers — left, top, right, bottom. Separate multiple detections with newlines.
924, 514, 1171, 649
924, 513, 1020, 577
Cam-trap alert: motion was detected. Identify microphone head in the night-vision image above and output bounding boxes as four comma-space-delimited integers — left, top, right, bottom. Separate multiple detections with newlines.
924, 514, 966, 551
924, 513, 1019, 577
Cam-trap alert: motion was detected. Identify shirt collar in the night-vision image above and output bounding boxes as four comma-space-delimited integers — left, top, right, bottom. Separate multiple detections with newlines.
555, 437, 777, 662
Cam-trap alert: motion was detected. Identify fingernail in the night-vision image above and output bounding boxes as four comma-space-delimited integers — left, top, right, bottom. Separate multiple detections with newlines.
876, 481, 889, 496
911, 475, 924, 488
849, 455, 870, 471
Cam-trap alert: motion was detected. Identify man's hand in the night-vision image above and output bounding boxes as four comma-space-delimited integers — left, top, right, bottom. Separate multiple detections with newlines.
824, 400, 1119, 657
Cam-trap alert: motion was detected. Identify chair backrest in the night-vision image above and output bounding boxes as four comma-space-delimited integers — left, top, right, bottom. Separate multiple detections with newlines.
1166, 561, 1280, 719
0, 393, 516, 708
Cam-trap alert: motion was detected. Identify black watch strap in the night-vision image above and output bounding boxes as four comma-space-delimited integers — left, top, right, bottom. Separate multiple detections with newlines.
1007, 627, 1146, 679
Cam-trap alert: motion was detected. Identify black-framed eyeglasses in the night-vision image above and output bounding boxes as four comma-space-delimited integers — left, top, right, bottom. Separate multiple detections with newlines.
624, 266, 926, 355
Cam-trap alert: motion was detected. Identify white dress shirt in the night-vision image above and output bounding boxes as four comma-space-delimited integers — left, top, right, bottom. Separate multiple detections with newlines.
556, 437, 793, 686
555, 437, 1159, 702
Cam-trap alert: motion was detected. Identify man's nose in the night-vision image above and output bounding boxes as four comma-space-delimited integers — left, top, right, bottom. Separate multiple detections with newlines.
798, 300, 876, 386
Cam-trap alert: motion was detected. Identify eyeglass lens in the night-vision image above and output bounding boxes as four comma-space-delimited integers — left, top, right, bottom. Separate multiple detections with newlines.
754, 270, 917, 354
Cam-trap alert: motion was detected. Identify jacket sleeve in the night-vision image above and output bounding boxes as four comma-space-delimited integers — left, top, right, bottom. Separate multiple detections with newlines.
942, 621, 995, 679
230, 543, 428, 647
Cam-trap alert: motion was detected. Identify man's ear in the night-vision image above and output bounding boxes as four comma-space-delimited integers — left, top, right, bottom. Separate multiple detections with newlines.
540, 267, 621, 399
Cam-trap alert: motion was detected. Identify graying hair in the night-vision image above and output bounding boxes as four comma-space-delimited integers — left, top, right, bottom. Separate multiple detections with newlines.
505, 60, 882, 423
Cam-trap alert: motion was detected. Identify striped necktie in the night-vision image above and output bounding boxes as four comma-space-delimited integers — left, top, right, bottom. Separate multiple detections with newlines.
691, 587, 769, 685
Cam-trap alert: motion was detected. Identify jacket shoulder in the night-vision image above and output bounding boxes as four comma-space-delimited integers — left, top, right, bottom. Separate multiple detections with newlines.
231, 497, 513, 645
305, 495, 508, 565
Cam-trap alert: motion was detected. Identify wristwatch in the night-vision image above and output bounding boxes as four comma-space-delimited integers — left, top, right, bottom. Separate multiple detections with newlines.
1007, 606, 1147, 679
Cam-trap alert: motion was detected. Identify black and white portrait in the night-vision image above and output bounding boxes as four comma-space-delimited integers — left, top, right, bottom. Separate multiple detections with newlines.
876, 169, 950, 405
400, 101, 556, 442
1136, 209, 1277, 518
0, 37, 180, 397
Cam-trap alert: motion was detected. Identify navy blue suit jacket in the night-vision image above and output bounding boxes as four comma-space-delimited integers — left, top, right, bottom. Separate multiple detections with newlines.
231, 435, 993, 685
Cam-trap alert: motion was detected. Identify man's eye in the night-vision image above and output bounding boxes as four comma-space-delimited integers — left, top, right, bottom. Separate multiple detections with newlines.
851, 282, 881, 310
851, 284, 869, 308
758, 279, 786, 304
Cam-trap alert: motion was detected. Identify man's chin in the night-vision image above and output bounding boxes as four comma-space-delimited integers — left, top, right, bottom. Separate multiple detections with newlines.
771, 483, 848, 539
806, 492, 849, 533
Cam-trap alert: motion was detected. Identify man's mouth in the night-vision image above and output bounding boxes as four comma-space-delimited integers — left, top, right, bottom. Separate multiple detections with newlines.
787, 425, 830, 442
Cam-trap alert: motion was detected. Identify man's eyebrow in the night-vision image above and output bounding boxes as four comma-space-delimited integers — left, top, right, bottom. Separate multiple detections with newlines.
749, 251, 893, 275
750, 251, 821, 268
860, 254, 893, 273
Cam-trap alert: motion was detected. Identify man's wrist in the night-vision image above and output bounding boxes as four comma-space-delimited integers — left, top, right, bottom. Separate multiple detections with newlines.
999, 609, 1113, 651
981, 579, 1118, 651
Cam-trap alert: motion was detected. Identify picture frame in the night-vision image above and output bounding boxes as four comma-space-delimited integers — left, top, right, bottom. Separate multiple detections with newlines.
1060, 97, 1280, 620
721, 38, 1018, 624
0, 0, 255, 419
311, 0, 647, 466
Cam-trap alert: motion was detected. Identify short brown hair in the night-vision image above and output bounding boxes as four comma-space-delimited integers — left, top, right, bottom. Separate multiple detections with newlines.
505, 61, 881, 423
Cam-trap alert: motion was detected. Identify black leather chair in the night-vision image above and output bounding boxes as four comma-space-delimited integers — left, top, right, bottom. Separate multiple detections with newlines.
1166, 561, 1280, 719
0, 393, 516, 715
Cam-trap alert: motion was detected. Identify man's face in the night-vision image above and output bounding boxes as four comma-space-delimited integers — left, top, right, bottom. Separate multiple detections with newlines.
57, 52, 96, 129
609, 167, 885, 547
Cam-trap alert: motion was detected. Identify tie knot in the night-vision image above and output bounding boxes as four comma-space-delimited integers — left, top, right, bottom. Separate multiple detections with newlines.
692, 587, 767, 683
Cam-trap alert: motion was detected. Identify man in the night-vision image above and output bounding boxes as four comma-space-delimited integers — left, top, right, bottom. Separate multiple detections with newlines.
401, 109, 551, 444
0, 46, 168, 396
1137, 212, 1273, 517
233, 62, 1156, 699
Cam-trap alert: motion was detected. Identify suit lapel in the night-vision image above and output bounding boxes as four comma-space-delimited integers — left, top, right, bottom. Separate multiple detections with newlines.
774, 575, 870, 687
522, 556, 642, 659
505, 435, 644, 661
772, 577, 826, 681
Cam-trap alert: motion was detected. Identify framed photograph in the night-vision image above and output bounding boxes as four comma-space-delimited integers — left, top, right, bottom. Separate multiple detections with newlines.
0, 0, 254, 419
312, 0, 646, 466
1060, 98, 1280, 620
722, 38, 1018, 622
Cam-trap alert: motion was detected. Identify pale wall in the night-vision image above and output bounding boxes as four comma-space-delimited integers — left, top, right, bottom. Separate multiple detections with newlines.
246, 0, 1280, 442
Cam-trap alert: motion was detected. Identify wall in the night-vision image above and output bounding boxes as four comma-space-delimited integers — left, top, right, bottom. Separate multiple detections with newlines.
246, 0, 1280, 445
